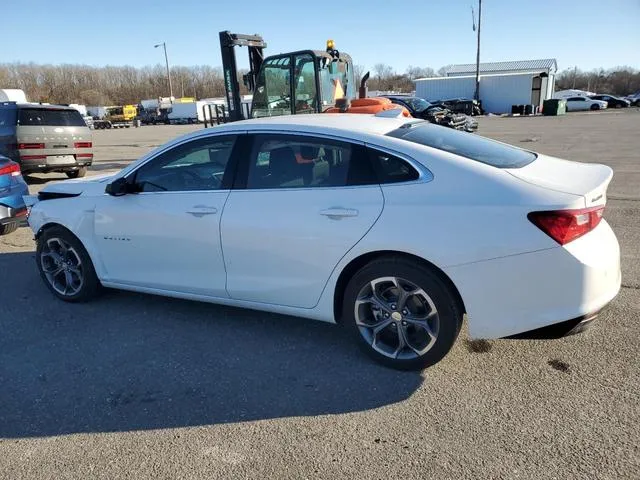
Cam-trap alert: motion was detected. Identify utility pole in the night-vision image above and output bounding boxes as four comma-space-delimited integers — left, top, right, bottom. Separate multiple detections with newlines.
154, 42, 174, 99
572, 66, 577, 89
473, 0, 482, 102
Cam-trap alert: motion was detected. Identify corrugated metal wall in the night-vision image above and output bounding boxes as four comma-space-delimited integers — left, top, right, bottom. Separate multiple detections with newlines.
480, 74, 533, 113
415, 76, 476, 102
415, 72, 555, 114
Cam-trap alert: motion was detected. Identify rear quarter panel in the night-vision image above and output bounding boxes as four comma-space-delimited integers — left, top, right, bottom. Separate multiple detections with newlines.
313, 142, 587, 328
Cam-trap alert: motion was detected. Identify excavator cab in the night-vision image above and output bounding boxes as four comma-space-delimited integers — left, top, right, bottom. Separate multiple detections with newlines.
251, 44, 356, 118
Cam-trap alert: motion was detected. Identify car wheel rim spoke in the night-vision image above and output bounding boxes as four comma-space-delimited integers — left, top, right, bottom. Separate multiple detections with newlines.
40, 237, 84, 296
354, 276, 440, 360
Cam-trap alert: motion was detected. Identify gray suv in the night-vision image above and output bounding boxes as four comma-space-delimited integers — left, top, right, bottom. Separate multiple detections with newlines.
0, 102, 93, 178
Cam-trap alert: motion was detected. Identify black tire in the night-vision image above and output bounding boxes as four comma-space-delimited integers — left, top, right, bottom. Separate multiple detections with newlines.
36, 226, 101, 302
590, 104, 600, 111
0, 223, 19, 235
342, 256, 462, 370
66, 167, 87, 179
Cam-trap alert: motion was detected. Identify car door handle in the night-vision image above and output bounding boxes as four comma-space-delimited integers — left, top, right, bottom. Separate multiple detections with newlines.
319, 208, 359, 218
186, 205, 218, 217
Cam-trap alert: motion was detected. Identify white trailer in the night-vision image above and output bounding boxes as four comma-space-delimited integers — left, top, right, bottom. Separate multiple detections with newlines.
87, 106, 107, 119
168, 101, 225, 124
0, 89, 27, 103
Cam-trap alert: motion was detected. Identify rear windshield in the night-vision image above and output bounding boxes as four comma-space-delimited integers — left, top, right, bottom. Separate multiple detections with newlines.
387, 123, 536, 168
0, 108, 17, 127
18, 108, 86, 127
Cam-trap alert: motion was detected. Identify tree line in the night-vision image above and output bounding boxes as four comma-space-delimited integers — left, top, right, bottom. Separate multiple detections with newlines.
0, 63, 233, 106
1, 62, 638, 106
554, 67, 640, 95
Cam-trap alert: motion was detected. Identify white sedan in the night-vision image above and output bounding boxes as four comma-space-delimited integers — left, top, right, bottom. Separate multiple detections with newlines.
565, 96, 608, 111
25, 113, 621, 370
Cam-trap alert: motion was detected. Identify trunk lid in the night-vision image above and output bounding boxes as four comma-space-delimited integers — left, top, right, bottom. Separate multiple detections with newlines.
506, 154, 613, 207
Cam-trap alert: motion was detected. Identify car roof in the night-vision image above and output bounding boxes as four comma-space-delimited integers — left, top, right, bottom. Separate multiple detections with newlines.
384, 96, 419, 101
15, 103, 79, 111
212, 113, 421, 137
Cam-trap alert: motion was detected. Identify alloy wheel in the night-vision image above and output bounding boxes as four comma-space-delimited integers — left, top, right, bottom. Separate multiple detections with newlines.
40, 237, 84, 296
354, 276, 439, 360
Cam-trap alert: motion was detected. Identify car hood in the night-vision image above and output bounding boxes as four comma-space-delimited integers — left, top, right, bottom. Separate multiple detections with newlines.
39, 173, 115, 196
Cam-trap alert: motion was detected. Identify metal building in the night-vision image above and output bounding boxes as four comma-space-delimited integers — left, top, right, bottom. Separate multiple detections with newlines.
415, 59, 557, 114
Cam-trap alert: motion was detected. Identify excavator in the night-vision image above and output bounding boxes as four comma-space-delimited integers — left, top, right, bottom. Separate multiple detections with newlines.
212, 31, 406, 125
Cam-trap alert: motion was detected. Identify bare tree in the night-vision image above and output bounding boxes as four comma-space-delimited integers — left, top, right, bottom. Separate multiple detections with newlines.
406, 66, 435, 80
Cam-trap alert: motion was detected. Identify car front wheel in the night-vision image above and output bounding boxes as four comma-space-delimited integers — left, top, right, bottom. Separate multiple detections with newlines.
343, 257, 462, 370
36, 226, 101, 302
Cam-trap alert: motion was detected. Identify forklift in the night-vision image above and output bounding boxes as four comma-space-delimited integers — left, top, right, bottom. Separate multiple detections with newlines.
212, 31, 358, 124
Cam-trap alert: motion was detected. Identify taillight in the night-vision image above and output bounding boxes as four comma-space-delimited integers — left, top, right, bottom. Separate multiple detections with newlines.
0, 161, 21, 177
18, 143, 45, 149
74, 142, 92, 148
528, 206, 605, 245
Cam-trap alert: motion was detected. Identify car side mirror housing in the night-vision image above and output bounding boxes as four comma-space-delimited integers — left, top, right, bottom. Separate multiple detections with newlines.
105, 177, 132, 196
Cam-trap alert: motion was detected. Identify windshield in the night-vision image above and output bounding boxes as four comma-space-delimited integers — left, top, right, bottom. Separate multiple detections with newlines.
387, 123, 536, 168
18, 108, 86, 127
401, 97, 432, 112
318, 58, 355, 109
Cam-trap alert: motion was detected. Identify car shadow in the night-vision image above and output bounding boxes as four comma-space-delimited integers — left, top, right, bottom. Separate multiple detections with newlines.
0, 252, 423, 439
24, 174, 67, 185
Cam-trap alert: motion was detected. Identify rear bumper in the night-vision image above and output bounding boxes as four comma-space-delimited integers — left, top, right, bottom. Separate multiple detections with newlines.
445, 220, 621, 339
18, 155, 92, 173
0, 203, 28, 226
505, 310, 600, 339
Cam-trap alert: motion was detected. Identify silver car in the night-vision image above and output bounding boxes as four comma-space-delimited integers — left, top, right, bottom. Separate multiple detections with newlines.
0, 103, 93, 178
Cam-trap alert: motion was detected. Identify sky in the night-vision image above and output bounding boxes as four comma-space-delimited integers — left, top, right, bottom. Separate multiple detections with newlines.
1, 0, 639, 75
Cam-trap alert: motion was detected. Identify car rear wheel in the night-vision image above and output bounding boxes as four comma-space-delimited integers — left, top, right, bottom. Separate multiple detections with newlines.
36, 226, 101, 302
0, 223, 19, 235
66, 167, 87, 179
343, 257, 462, 370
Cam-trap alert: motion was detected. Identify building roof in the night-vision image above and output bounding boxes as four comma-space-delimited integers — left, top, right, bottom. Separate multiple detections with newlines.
444, 59, 557, 75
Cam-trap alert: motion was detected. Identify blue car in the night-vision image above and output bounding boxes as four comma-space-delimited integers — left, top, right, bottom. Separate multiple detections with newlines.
0, 155, 28, 235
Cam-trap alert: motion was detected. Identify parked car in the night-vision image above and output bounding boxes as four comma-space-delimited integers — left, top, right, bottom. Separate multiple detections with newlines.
589, 95, 630, 108
430, 98, 483, 116
382, 95, 477, 132
0, 102, 93, 178
0, 155, 28, 235
25, 114, 621, 370
565, 96, 608, 111
624, 92, 640, 106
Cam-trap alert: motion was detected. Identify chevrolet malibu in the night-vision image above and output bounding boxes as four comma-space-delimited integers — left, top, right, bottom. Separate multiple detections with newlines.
25, 113, 621, 370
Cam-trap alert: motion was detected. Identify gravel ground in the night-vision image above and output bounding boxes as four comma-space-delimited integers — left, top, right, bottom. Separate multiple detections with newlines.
1, 110, 638, 480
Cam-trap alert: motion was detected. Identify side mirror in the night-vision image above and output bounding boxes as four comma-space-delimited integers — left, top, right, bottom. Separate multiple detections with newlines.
105, 177, 131, 196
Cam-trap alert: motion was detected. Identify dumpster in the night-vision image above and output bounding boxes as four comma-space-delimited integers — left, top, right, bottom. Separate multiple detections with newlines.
543, 99, 567, 116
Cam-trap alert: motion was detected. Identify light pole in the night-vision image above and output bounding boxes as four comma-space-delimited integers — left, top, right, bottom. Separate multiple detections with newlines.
154, 42, 174, 99
473, 0, 482, 102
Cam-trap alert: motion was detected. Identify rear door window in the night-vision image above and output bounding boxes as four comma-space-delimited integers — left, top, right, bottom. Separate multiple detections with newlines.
0, 108, 17, 127
18, 109, 86, 127
387, 123, 536, 168
245, 134, 352, 189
